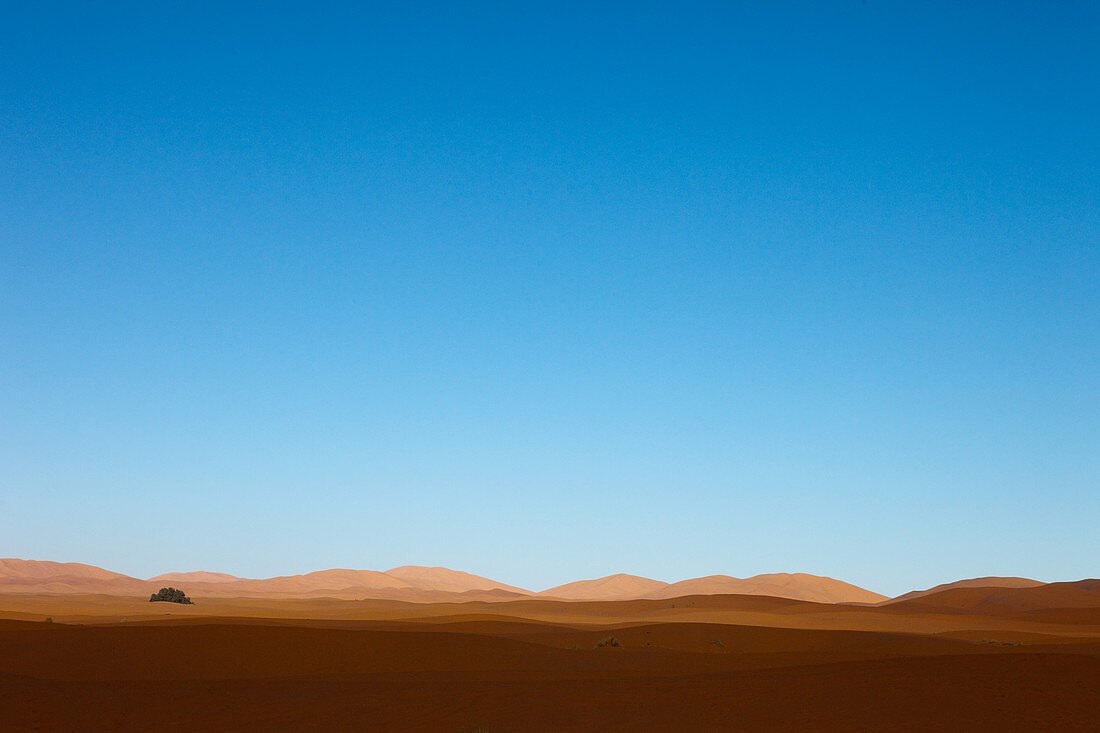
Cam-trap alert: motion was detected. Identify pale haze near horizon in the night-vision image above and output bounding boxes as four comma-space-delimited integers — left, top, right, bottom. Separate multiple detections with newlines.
1, 2, 1098, 597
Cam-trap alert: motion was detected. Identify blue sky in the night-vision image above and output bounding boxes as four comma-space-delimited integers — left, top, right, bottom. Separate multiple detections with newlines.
2, 1, 1097, 596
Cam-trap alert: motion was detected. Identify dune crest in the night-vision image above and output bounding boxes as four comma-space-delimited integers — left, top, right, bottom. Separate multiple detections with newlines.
885, 579, 1100, 616
384, 566, 532, 595
0, 559, 148, 595
148, 571, 244, 584
887, 576, 1044, 604
645, 573, 887, 604
11, 558, 1058, 607
539, 573, 671, 600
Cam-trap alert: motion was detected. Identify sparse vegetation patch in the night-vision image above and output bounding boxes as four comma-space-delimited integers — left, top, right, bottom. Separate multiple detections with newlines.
149, 587, 192, 604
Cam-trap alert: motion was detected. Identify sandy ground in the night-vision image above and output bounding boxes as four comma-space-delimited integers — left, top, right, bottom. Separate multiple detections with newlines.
2, 593, 1098, 731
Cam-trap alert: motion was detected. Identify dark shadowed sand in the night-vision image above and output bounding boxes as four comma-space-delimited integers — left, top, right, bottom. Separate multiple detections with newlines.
2, 589, 1098, 731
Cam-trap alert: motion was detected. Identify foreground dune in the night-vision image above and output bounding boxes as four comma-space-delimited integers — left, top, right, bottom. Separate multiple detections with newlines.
2, 586, 1098, 732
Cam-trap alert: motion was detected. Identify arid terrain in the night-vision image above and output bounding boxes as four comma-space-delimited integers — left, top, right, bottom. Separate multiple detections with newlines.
1, 561, 1098, 731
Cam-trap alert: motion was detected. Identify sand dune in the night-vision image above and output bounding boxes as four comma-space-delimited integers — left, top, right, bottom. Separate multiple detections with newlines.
887, 579, 1100, 616
0, 559, 148, 595
243, 568, 415, 594
645, 573, 887, 604
2, 560, 487, 600
3, 576, 1099, 732
385, 565, 532, 595
888, 576, 1044, 603
539, 573, 671, 600
0, 559, 125, 581
149, 571, 244, 584
0, 560, 567, 602
537, 572, 885, 604
2, 590, 1098, 731
138, 569, 421, 600
10, 559, 1093, 615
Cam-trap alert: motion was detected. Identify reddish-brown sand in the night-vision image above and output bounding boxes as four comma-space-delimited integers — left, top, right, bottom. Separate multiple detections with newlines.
2, 585, 1098, 732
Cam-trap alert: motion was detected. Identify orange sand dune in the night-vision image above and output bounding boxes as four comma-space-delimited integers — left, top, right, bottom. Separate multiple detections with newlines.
234, 568, 416, 594
886, 579, 1100, 616
2, 559, 889, 605
888, 576, 1045, 603
0, 559, 125, 581
539, 571, 886, 603
1, 560, 531, 602
645, 572, 887, 604
539, 573, 671, 600
385, 565, 533, 594
149, 571, 244, 584
0, 559, 148, 595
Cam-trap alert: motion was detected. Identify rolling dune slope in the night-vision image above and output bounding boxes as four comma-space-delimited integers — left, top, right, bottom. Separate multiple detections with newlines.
0, 560, 147, 595
886, 580, 1100, 616
646, 573, 886, 604
384, 565, 532, 594
539, 573, 670, 600
888, 576, 1044, 604
5, 559, 1087, 613
148, 571, 244, 584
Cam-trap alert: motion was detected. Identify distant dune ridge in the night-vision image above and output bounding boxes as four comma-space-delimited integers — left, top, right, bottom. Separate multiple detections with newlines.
1, 558, 1083, 605
385, 565, 533, 596
884, 579, 1100, 618
885, 576, 1045, 604
148, 571, 244, 584
0, 561, 531, 601
0, 559, 147, 595
534, 572, 887, 604
539, 573, 669, 600
642, 573, 888, 604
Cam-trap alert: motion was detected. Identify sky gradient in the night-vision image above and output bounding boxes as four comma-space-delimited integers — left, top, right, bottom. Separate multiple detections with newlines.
2, 1, 1098, 596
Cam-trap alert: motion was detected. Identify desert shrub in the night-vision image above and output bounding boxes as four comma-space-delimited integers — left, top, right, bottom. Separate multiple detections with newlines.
44, 617, 53, 623
596, 636, 621, 647
149, 587, 193, 604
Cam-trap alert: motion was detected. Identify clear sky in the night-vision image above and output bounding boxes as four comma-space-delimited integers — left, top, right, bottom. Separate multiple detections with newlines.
2, 1, 1097, 596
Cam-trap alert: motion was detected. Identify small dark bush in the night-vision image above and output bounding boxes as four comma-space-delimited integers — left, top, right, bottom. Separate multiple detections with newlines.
149, 587, 192, 604
596, 636, 621, 648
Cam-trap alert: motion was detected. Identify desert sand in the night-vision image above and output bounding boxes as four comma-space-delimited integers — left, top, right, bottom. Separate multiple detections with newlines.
0, 559, 891, 604
2, 574, 1099, 731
